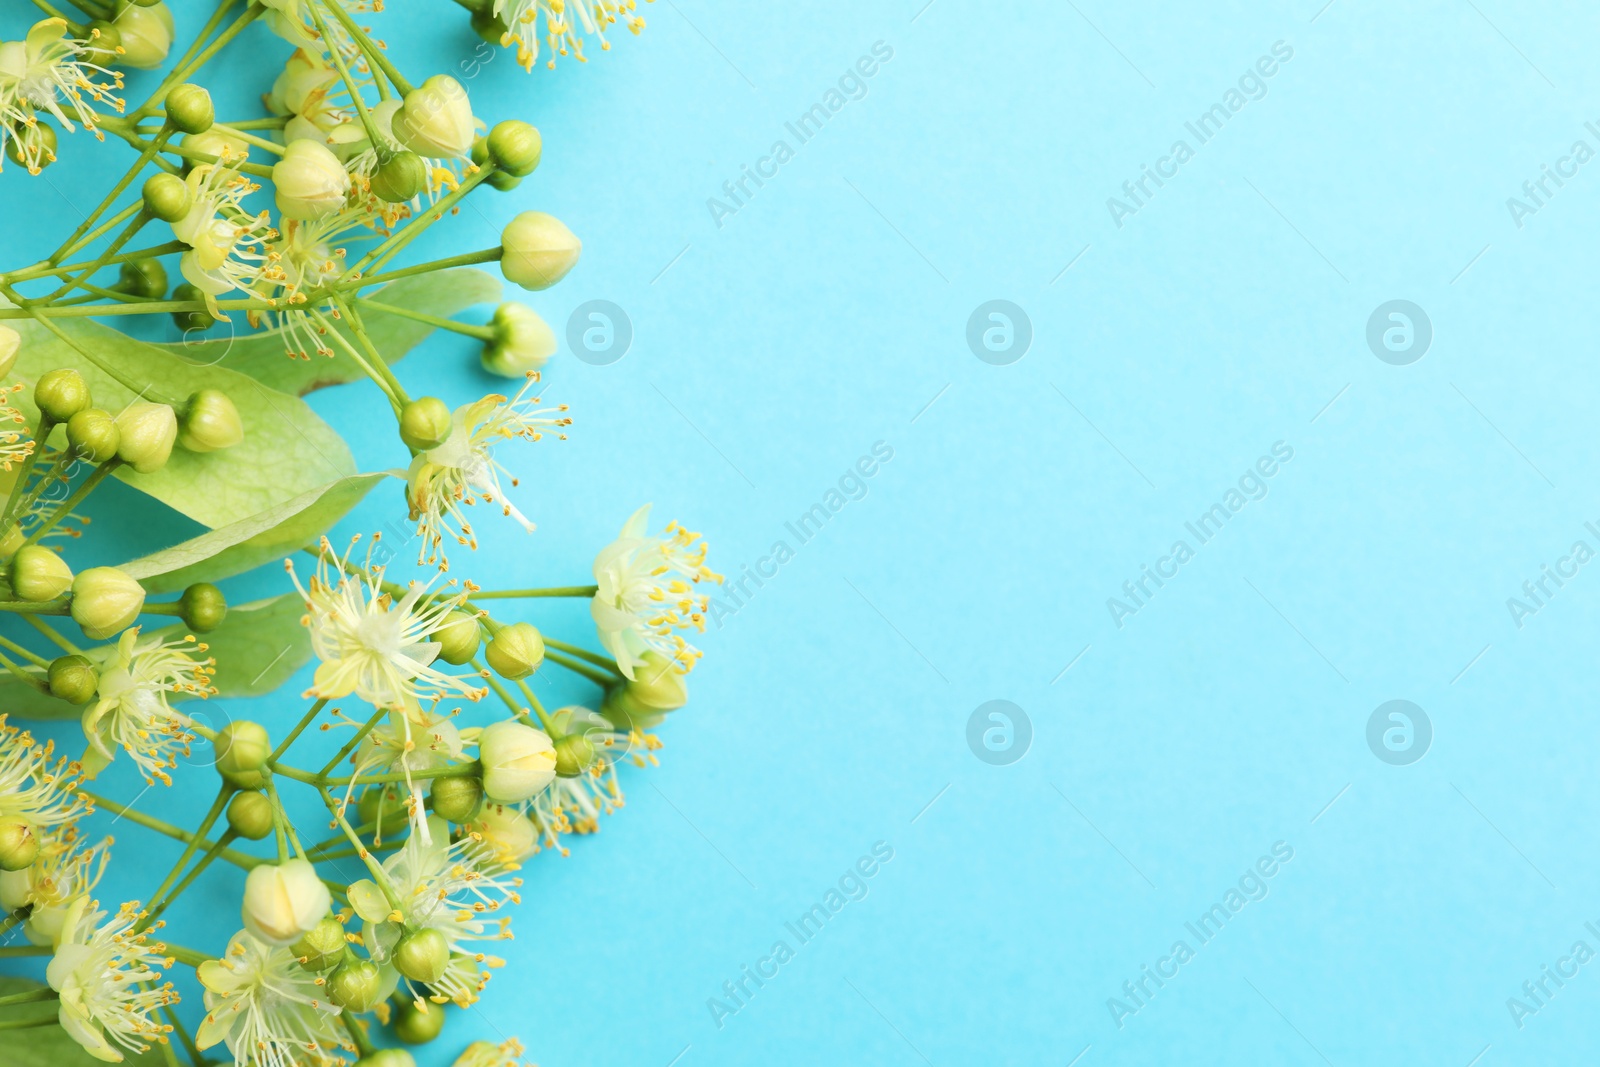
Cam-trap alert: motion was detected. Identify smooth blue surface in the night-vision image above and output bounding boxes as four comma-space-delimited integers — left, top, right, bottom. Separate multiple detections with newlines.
6, 1, 1600, 1064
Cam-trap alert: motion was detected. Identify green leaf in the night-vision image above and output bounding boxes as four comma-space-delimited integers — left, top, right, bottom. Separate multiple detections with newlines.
154, 269, 503, 396
0, 977, 168, 1066
119, 473, 392, 593
5, 592, 310, 721
10, 316, 356, 530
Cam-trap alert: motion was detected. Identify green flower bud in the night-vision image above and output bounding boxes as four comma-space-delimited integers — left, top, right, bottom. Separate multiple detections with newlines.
215, 720, 270, 789
399, 397, 453, 451
164, 83, 214, 135
47, 655, 99, 705
500, 212, 580, 292
114, 401, 178, 473
481, 302, 556, 378
0, 818, 38, 872
356, 785, 407, 837
371, 151, 428, 204
487, 121, 541, 177
292, 915, 348, 971
327, 957, 385, 1011
356, 1051, 416, 1067
180, 128, 248, 171
0, 324, 18, 380
485, 622, 544, 679
66, 408, 120, 464
393, 926, 450, 985
70, 566, 145, 640
5, 121, 56, 172
394, 1000, 445, 1045
554, 732, 595, 778
273, 139, 351, 221
226, 790, 275, 840
143, 172, 192, 223
626, 651, 690, 711
11, 545, 73, 602
243, 858, 329, 944
428, 774, 483, 824
392, 75, 476, 159
178, 388, 243, 453
113, 257, 168, 300
435, 609, 481, 665
34, 368, 90, 423
478, 720, 555, 804
85, 21, 122, 64
171, 282, 218, 332
112, 0, 175, 70
484, 170, 521, 193
600, 687, 667, 732
178, 582, 228, 633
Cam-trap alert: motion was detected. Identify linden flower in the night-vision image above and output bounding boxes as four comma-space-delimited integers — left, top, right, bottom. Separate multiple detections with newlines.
341, 703, 466, 846
405, 376, 571, 566
454, 1039, 532, 1067
197, 928, 350, 1067
493, 0, 648, 71
0, 824, 109, 946
256, 207, 383, 358
350, 817, 520, 1008
82, 629, 217, 785
169, 162, 276, 308
46, 897, 177, 1063
524, 712, 658, 856
590, 504, 721, 679
0, 713, 89, 828
0, 389, 33, 470
288, 537, 488, 708
0, 18, 124, 174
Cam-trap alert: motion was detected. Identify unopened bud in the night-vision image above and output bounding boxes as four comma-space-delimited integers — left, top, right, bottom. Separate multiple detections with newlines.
554, 732, 595, 778
171, 282, 217, 332
66, 408, 120, 463
142, 171, 192, 223
487, 121, 541, 177
292, 915, 348, 971
85, 21, 121, 64
393, 926, 450, 985
4, 121, 56, 172
481, 302, 555, 378
114, 258, 168, 300
70, 566, 145, 639
327, 957, 384, 1011
371, 151, 428, 204
0, 819, 37, 872
392, 75, 475, 159
499, 212, 581, 292
178, 388, 243, 453
399, 397, 453, 452
485, 622, 543, 679
435, 609, 481, 665
226, 790, 275, 840
113, 0, 176, 70
428, 774, 483, 824
47, 655, 98, 705
114, 401, 178, 473
34, 368, 90, 423
357, 1050, 416, 1067
484, 170, 521, 193
164, 83, 214, 135
394, 1000, 445, 1045
180, 127, 248, 171
215, 720, 270, 789
178, 582, 227, 632
11, 545, 73, 602
478, 720, 555, 804
243, 858, 330, 945
273, 139, 351, 221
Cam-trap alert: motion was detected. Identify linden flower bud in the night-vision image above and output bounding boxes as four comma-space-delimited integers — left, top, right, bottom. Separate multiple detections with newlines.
112, 0, 175, 70
0, 325, 18, 380
11, 545, 73, 602
34, 368, 91, 423
215, 720, 270, 789
114, 401, 178, 473
66, 408, 120, 464
487, 120, 541, 177
554, 732, 595, 779
0, 818, 37, 872
70, 567, 145, 640
226, 790, 275, 840
428, 774, 482, 823
392, 75, 476, 159
292, 915, 348, 972
114, 257, 168, 300
164, 83, 214, 135
273, 138, 351, 221
358, 1049, 417, 1067
394, 1000, 445, 1045
326, 956, 384, 1011
478, 720, 556, 803
399, 397, 452, 452
85, 20, 121, 63
625, 650, 690, 711
179, 581, 227, 632
482, 302, 556, 378
5, 122, 57, 172
178, 388, 243, 453
171, 283, 218, 332
242, 858, 331, 945
371, 151, 428, 204
143, 171, 192, 223
180, 128, 249, 171
393, 926, 450, 985
485, 621, 544, 679
500, 212, 581, 292
47, 655, 99, 705
435, 609, 481, 666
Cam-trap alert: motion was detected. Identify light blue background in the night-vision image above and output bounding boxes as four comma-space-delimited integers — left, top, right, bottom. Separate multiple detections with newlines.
5, 1, 1600, 1064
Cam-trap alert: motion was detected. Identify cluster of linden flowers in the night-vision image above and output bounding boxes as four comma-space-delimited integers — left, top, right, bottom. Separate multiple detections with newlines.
0, 2, 713, 1066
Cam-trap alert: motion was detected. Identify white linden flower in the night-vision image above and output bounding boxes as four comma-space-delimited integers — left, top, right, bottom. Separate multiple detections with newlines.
287, 537, 488, 708
590, 504, 720, 679
405, 376, 571, 566
341, 704, 466, 846
492, 0, 648, 71
170, 163, 277, 309
350, 817, 520, 1008
0, 19, 125, 174
0, 824, 109, 946
197, 928, 350, 1067
81, 629, 216, 785
0, 388, 34, 470
0, 713, 89, 828
46, 897, 177, 1063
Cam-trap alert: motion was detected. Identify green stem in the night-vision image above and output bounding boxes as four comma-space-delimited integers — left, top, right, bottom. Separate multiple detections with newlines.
309, 307, 401, 410
318, 707, 386, 779
305, 0, 383, 148
472, 586, 600, 600
335, 299, 411, 405
23, 460, 121, 546
321, 0, 412, 95
143, 832, 238, 929
346, 246, 502, 290
57, 201, 145, 264
45, 210, 155, 304
3, 241, 189, 285
80, 790, 264, 871
515, 679, 558, 733
0, 945, 50, 959
356, 298, 496, 340
263, 774, 296, 861
22, 614, 79, 654
268, 698, 330, 766
318, 786, 401, 911
47, 135, 165, 267
131, 0, 254, 120
156, 1000, 199, 1067
0, 418, 53, 531
162, 943, 216, 968
0, 649, 47, 694
0, 987, 58, 1006
0, 634, 51, 670
543, 636, 621, 673
137, 786, 231, 929
6, 295, 183, 404
205, 123, 287, 155
546, 650, 617, 687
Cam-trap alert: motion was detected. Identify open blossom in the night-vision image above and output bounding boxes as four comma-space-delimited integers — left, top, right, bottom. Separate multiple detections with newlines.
170, 163, 277, 311
82, 629, 216, 784
492, 0, 648, 71
288, 537, 488, 708
47, 897, 177, 1062
0, 824, 109, 946
0, 19, 124, 173
590, 505, 720, 679
0, 713, 89, 828
197, 928, 350, 1067
342, 703, 467, 845
405, 376, 571, 566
